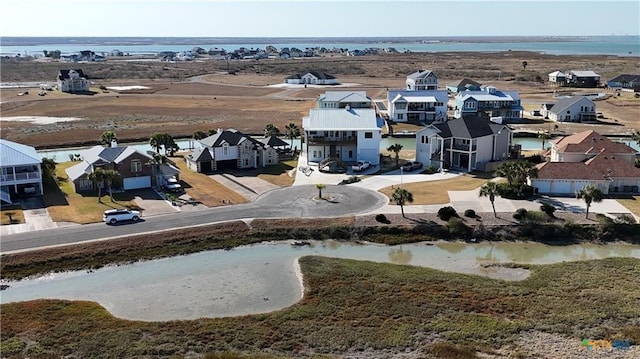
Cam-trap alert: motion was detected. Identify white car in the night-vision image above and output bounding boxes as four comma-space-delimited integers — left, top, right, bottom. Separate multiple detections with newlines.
103, 209, 142, 224
351, 161, 371, 172
163, 177, 182, 192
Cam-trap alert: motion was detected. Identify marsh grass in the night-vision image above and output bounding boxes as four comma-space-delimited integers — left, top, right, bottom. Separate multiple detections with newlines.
1, 257, 638, 358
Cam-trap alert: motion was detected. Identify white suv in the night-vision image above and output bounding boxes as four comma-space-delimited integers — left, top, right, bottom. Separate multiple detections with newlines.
103, 209, 142, 224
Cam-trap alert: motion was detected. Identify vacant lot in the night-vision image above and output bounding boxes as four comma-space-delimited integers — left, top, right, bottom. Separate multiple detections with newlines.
1, 52, 638, 149
378, 173, 494, 204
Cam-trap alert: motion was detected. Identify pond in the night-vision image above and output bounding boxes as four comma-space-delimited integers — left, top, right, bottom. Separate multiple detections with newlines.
2, 240, 638, 321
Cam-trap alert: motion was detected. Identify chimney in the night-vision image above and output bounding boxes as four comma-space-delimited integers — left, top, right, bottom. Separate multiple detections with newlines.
111, 139, 118, 148
345, 105, 351, 111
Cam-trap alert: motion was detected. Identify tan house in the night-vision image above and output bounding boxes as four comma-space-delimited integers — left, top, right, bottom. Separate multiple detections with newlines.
530, 130, 640, 195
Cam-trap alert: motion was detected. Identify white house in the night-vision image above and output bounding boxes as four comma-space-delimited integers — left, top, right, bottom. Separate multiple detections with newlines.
0, 139, 43, 203
454, 86, 523, 120
317, 91, 372, 109
415, 117, 512, 172
387, 89, 448, 123
543, 96, 596, 122
56, 69, 90, 93
530, 130, 640, 195
185, 129, 278, 173
548, 71, 567, 86
406, 69, 438, 90
284, 71, 338, 85
302, 108, 383, 165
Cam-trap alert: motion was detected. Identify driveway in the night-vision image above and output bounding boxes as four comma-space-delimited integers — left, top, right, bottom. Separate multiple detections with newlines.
132, 188, 208, 217
0, 197, 78, 236
209, 173, 280, 201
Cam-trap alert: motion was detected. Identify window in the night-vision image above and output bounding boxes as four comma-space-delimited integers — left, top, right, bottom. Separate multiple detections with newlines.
421, 136, 429, 144
397, 114, 404, 120
348, 150, 353, 158
222, 144, 229, 156
313, 150, 317, 158
364, 132, 373, 139
131, 160, 142, 173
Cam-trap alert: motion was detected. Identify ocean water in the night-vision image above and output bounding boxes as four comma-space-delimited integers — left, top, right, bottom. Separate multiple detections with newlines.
1, 36, 638, 57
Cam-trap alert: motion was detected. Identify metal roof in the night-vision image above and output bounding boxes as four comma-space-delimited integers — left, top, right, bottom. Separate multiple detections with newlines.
303, 108, 382, 131
318, 91, 370, 103
0, 139, 41, 167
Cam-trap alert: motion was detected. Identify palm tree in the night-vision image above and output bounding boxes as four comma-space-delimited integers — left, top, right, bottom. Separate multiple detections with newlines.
102, 169, 121, 202
88, 168, 107, 202
41, 157, 57, 186
193, 130, 207, 140
479, 181, 500, 217
315, 183, 326, 199
284, 123, 300, 147
632, 129, 640, 147
387, 143, 403, 169
101, 131, 117, 146
538, 132, 550, 150
149, 133, 164, 154
495, 161, 538, 197
576, 184, 604, 219
391, 187, 413, 218
522, 61, 528, 70
264, 123, 281, 138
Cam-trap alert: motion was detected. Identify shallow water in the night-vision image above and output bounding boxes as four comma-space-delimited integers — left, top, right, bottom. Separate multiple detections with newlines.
2, 240, 639, 321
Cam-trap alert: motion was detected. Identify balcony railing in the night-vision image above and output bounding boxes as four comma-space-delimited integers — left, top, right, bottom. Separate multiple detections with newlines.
451, 144, 477, 151
0, 172, 41, 182
307, 136, 357, 145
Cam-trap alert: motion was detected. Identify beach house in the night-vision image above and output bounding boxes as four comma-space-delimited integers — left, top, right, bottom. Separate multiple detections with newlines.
414, 117, 513, 172
405, 69, 438, 90
56, 69, 90, 93
317, 91, 372, 109
454, 86, 522, 120
530, 130, 640, 195
541, 96, 596, 123
0, 139, 43, 204
446, 78, 482, 94
284, 71, 338, 85
566, 70, 601, 88
387, 89, 448, 123
606, 74, 640, 92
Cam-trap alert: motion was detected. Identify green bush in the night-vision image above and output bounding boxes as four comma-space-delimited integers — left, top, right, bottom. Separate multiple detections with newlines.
447, 217, 470, 237
513, 208, 528, 220
523, 210, 549, 223
540, 203, 556, 217
497, 183, 534, 199
438, 206, 458, 221
463, 209, 476, 218
375, 213, 390, 224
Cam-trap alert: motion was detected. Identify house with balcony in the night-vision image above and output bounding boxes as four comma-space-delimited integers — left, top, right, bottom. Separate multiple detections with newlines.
406, 69, 438, 90
387, 89, 448, 123
0, 139, 43, 204
284, 71, 338, 85
542, 96, 596, 123
302, 108, 383, 165
65, 142, 174, 193
548, 71, 567, 87
530, 130, 640, 195
56, 69, 90, 93
566, 70, 601, 88
185, 129, 278, 173
454, 86, 523, 120
317, 91, 372, 109
414, 117, 513, 172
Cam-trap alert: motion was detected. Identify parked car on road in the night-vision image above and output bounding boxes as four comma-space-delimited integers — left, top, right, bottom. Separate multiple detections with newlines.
103, 209, 141, 224
163, 176, 182, 192
351, 160, 371, 172
401, 161, 423, 172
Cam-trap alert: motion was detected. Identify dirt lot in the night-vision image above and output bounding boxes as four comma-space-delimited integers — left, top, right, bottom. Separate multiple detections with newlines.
1, 52, 638, 148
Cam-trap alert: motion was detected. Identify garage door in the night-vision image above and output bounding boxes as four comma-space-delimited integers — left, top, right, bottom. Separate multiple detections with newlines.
532, 180, 551, 194
552, 181, 572, 195
123, 176, 151, 190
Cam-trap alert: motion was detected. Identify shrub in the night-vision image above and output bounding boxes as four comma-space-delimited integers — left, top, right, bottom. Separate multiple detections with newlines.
447, 217, 470, 237
375, 213, 390, 224
438, 206, 458, 221
513, 208, 528, 220
523, 210, 549, 223
464, 209, 476, 218
540, 203, 556, 217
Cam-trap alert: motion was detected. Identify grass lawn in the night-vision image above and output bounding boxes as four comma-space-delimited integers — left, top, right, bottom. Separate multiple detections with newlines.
44, 162, 144, 224
1, 257, 638, 358
378, 172, 494, 205
171, 156, 248, 207
617, 195, 640, 219
0, 208, 24, 225
256, 159, 297, 187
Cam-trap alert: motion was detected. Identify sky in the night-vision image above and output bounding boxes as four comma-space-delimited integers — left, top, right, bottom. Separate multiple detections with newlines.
1, 0, 639, 38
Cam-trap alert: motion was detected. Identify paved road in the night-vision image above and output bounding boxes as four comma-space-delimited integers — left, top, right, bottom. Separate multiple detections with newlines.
0, 185, 388, 253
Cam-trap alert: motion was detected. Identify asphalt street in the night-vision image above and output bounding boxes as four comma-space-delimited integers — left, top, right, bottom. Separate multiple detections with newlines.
0, 185, 388, 253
